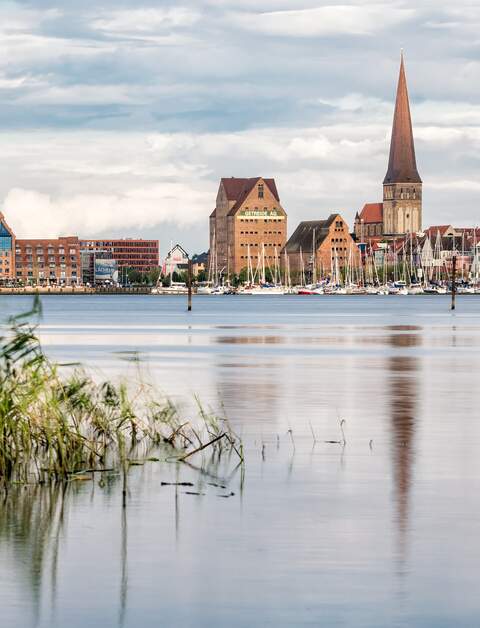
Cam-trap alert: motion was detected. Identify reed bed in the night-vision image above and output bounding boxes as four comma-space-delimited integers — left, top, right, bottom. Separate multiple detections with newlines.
0, 298, 241, 485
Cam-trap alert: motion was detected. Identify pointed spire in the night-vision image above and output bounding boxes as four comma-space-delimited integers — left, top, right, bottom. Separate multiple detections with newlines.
384, 53, 421, 184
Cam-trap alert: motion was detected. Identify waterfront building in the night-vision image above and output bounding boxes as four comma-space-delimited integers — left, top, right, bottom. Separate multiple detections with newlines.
81, 248, 116, 285
80, 239, 159, 273
163, 244, 189, 275
209, 177, 287, 277
354, 54, 422, 241
0, 212, 15, 283
15, 236, 81, 285
192, 252, 208, 277
282, 214, 360, 280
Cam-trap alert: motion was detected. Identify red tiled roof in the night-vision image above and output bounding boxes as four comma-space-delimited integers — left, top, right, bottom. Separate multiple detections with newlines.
221, 177, 280, 216
359, 203, 383, 224
424, 225, 451, 238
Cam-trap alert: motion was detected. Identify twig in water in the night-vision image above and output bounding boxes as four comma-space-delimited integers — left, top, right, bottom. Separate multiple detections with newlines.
287, 429, 295, 451
178, 433, 226, 462
309, 421, 317, 444
339, 419, 346, 445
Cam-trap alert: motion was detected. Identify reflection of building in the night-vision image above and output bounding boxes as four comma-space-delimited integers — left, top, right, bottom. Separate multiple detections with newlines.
354, 54, 422, 241
163, 244, 189, 275
209, 177, 287, 276
386, 327, 421, 564
0, 212, 15, 282
79, 239, 159, 272
282, 214, 360, 277
15, 237, 81, 285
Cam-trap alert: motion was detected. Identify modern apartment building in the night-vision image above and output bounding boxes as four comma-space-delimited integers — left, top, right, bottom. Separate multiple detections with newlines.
0, 212, 15, 283
79, 239, 159, 272
15, 236, 81, 285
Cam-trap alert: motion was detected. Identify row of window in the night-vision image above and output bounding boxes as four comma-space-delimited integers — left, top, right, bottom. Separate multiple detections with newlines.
15, 246, 78, 255
18, 264, 77, 270
239, 243, 283, 248
239, 231, 283, 235
239, 219, 283, 223
18, 271, 78, 278
240, 255, 278, 260
384, 187, 419, 200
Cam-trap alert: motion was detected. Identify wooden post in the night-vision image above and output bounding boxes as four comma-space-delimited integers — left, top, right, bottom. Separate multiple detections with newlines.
451, 255, 457, 311
187, 259, 192, 311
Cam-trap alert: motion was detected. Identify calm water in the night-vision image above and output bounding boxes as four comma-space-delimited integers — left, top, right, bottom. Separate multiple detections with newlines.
1, 295, 480, 628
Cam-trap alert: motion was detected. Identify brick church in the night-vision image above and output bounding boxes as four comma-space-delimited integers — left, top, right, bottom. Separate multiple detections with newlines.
354, 54, 422, 242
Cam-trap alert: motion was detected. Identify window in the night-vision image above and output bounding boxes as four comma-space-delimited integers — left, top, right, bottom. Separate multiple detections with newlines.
258, 184, 264, 199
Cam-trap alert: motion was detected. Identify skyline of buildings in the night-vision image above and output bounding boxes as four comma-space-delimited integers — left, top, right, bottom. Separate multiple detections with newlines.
0, 54, 478, 285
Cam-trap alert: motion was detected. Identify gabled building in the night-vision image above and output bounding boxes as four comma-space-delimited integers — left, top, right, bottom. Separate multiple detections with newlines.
354, 203, 384, 241
209, 177, 287, 277
282, 214, 359, 280
163, 244, 189, 275
0, 212, 15, 282
354, 54, 422, 240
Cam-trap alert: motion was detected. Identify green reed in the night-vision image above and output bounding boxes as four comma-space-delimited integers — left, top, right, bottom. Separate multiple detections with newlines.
0, 297, 241, 485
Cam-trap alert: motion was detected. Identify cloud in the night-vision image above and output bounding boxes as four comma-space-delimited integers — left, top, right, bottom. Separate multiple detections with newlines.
229, 4, 416, 37
0, 0, 478, 251
91, 7, 200, 37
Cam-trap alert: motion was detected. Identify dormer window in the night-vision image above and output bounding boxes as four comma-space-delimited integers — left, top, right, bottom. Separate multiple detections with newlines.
258, 184, 264, 199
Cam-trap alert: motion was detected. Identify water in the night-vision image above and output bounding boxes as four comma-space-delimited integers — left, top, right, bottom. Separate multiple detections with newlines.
1, 295, 480, 628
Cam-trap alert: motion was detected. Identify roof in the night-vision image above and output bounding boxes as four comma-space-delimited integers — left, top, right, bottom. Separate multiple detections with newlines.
283, 215, 338, 253
384, 54, 422, 185
220, 177, 280, 216
424, 225, 452, 239
359, 203, 383, 224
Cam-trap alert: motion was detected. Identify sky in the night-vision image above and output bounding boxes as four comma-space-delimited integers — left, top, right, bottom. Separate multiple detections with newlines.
0, 0, 479, 256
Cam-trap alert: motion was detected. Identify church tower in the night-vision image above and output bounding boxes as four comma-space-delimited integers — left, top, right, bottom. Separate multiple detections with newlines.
383, 54, 422, 236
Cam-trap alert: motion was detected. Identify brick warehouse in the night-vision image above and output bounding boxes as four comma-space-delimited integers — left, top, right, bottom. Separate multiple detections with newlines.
282, 214, 360, 280
209, 177, 287, 277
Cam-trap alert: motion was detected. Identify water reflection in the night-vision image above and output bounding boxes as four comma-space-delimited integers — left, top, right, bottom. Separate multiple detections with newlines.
386, 327, 421, 567
0, 484, 68, 627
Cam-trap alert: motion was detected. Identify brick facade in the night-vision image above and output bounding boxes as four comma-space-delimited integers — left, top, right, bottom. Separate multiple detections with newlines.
210, 177, 287, 277
15, 236, 81, 285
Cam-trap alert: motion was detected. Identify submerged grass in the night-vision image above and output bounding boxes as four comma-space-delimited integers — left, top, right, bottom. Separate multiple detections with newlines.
0, 297, 241, 485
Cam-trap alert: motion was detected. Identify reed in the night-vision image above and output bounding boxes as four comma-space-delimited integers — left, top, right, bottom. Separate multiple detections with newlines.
0, 298, 241, 485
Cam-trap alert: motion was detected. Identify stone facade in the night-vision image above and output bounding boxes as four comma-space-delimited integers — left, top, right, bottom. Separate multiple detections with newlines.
210, 177, 287, 277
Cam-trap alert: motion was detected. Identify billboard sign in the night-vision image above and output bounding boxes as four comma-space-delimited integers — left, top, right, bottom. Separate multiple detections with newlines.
95, 259, 118, 283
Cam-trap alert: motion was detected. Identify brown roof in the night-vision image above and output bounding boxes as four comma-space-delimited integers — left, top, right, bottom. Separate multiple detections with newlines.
283, 215, 337, 253
220, 177, 280, 216
424, 225, 452, 238
359, 203, 383, 224
384, 54, 422, 185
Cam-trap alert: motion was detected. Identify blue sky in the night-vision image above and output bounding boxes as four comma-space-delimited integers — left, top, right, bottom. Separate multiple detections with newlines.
0, 0, 479, 255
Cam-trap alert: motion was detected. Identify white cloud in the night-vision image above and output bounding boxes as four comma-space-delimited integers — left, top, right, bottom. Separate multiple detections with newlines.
230, 4, 416, 37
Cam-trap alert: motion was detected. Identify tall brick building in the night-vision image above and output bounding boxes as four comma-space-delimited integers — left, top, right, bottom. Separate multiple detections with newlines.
355, 54, 422, 241
209, 177, 287, 277
283, 214, 359, 279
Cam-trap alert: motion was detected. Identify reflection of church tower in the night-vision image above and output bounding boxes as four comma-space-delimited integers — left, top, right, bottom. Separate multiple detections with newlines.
383, 54, 422, 236
387, 328, 420, 564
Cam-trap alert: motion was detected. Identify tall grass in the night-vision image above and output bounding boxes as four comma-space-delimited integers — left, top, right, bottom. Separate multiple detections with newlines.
0, 297, 241, 484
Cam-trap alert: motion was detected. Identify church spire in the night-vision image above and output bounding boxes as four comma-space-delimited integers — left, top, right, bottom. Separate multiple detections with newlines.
383, 53, 421, 184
